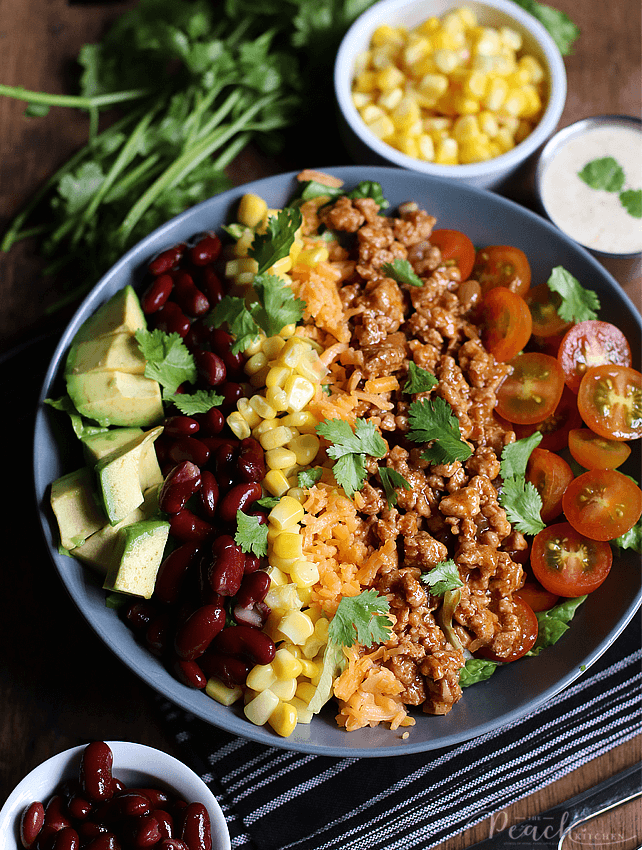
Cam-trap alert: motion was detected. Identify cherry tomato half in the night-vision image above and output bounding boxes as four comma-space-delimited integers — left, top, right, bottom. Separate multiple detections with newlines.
557, 320, 632, 393
577, 364, 642, 441
526, 448, 574, 523
477, 595, 539, 662
531, 521, 612, 596
525, 283, 572, 338
568, 428, 632, 470
512, 386, 583, 451
479, 288, 532, 363
430, 229, 476, 281
472, 245, 531, 297
515, 581, 560, 612
496, 352, 565, 425
562, 468, 642, 541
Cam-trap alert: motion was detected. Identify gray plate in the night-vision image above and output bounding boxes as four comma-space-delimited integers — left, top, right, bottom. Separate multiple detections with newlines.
33, 166, 642, 757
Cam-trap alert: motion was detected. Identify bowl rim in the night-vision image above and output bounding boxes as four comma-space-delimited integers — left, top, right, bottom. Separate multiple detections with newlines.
0, 741, 230, 850
534, 113, 642, 259
32, 165, 642, 758
334, 0, 567, 178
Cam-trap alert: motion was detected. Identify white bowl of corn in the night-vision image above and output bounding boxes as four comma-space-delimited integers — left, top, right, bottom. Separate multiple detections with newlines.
334, 0, 566, 190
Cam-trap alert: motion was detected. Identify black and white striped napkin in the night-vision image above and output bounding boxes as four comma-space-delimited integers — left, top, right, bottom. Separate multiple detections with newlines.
158, 613, 641, 850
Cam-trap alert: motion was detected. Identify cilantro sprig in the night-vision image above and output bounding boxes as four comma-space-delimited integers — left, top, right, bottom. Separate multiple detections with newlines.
381, 258, 423, 287
234, 510, 268, 558
546, 266, 600, 323
512, 0, 580, 55
403, 362, 438, 395
171, 388, 224, 415
134, 328, 196, 398
421, 559, 464, 596
498, 433, 545, 536
378, 467, 411, 508
328, 590, 392, 648
316, 417, 387, 498
577, 157, 642, 220
298, 179, 389, 210
407, 397, 472, 464
249, 207, 302, 274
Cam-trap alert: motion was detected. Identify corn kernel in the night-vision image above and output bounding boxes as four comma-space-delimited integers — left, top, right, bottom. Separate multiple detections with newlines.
499, 26, 522, 51
236, 397, 262, 428
265, 583, 302, 614
484, 76, 508, 111
279, 322, 297, 339
249, 394, 276, 421
267, 701, 298, 737
395, 133, 419, 159
283, 375, 315, 412
278, 609, 314, 644
266, 447, 297, 471
519, 55, 545, 84
298, 657, 321, 679
273, 647, 304, 680
244, 689, 279, 726
417, 133, 435, 161
390, 94, 421, 132
270, 677, 298, 701
478, 110, 500, 138
226, 411, 251, 440
265, 386, 288, 412
263, 468, 290, 497
302, 632, 326, 659
289, 558, 320, 589
452, 114, 481, 143
249, 365, 270, 388
515, 119, 533, 144
225, 257, 259, 278
272, 530, 303, 560
205, 678, 242, 705
269, 495, 305, 530
371, 23, 405, 48
260, 426, 296, 452
286, 433, 320, 467
278, 337, 309, 368
353, 91, 373, 109
295, 682, 318, 705
289, 697, 313, 724
233, 228, 254, 258
354, 69, 378, 93
434, 136, 459, 164
237, 193, 268, 228
520, 85, 542, 119
266, 364, 292, 390
244, 351, 268, 376
269, 555, 298, 573
459, 135, 493, 163
377, 65, 405, 92
495, 127, 516, 153
296, 245, 330, 267
253, 417, 279, 438
295, 349, 327, 383
246, 663, 276, 692
266, 566, 289, 587
281, 411, 318, 434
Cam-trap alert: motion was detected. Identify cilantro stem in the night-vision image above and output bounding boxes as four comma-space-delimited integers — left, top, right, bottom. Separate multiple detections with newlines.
0, 83, 150, 111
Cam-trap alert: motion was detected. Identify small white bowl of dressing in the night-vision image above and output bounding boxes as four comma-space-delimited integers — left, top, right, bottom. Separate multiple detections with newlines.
535, 115, 642, 281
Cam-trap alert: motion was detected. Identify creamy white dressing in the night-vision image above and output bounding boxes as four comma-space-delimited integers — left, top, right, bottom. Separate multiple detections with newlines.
540, 123, 642, 255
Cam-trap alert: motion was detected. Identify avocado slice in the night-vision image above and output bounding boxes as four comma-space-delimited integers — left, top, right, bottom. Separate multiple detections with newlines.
66, 370, 164, 427
65, 332, 147, 376
73, 285, 146, 344
70, 485, 161, 574
96, 427, 163, 525
82, 427, 163, 492
103, 518, 170, 598
50, 467, 106, 550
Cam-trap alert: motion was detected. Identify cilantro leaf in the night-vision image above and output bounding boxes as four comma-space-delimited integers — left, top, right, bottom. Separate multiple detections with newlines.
546, 266, 600, 323
347, 180, 389, 209
620, 189, 642, 218
251, 273, 306, 337
249, 207, 302, 274
297, 179, 389, 210
256, 495, 279, 509
407, 397, 472, 464
421, 559, 463, 596
317, 417, 387, 498
328, 589, 391, 648
234, 510, 268, 557
378, 466, 411, 508
500, 432, 542, 480
298, 467, 322, 489
511, 0, 580, 55
526, 596, 587, 656
403, 361, 438, 394
381, 257, 423, 287
578, 156, 625, 192
499, 478, 545, 536
460, 657, 498, 688
209, 295, 261, 354
134, 328, 197, 395
613, 516, 642, 554
171, 388, 224, 415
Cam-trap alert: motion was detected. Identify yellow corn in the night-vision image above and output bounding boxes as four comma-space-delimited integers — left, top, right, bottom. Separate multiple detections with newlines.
226, 411, 251, 440
298, 657, 321, 679
289, 697, 313, 724
267, 701, 298, 737
246, 663, 276, 692
249, 394, 277, 421
281, 410, 318, 434
260, 426, 296, 452
270, 677, 298, 701
283, 375, 316, 412
273, 647, 304, 679
265, 583, 303, 615
237, 193, 268, 228
206, 678, 243, 706
295, 681, 318, 704
266, 447, 297, 471
244, 689, 279, 726
236, 397, 262, 428
244, 351, 268, 376
269, 495, 305, 530
272, 530, 303, 560
289, 558, 320, 589
263, 468, 290, 497
278, 609, 315, 644
265, 386, 289, 412
287, 433, 320, 466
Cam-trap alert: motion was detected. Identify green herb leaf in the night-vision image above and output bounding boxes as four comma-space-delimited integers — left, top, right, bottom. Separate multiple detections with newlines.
134, 328, 197, 395
209, 295, 261, 354
403, 361, 438, 394
298, 467, 322, 489
499, 478, 545, 536
347, 180, 389, 209
459, 657, 498, 688
613, 516, 642, 553
378, 466, 411, 508
421, 559, 464, 596
407, 397, 473, 464
578, 156, 625, 192
249, 207, 302, 274
328, 589, 391, 648
511, 0, 580, 55
546, 266, 600, 323
257, 495, 280, 509
317, 417, 387, 498
251, 273, 306, 337
171, 388, 224, 415
500, 432, 542, 480
381, 257, 423, 287
620, 189, 642, 218
526, 596, 587, 656
234, 510, 269, 557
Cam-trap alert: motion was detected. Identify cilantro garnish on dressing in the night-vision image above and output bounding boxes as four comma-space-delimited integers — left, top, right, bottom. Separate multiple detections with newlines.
316, 417, 387, 498
407, 397, 473, 464
498, 433, 545, 536
578, 157, 642, 219
545, 266, 600, 323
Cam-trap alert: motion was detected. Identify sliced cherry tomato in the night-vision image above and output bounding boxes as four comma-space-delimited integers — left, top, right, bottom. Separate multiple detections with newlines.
472, 245, 531, 297
577, 364, 642, 441
479, 288, 532, 362
568, 428, 632, 469
477, 595, 539, 662
557, 320, 632, 393
525, 283, 572, 338
526, 448, 574, 523
512, 385, 583, 451
515, 581, 560, 612
531, 521, 612, 596
562, 468, 642, 541
430, 229, 476, 280
495, 352, 565, 425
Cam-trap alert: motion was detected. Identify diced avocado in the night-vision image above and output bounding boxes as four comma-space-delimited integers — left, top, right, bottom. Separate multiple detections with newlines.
96, 427, 163, 525
71, 486, 161, 574
65, 332, 147, 376
50, 467, 106, 550
66, 370, 164, 427
82, 426, 163, 492
103, 519, 170, 598
73, 285, 146, 344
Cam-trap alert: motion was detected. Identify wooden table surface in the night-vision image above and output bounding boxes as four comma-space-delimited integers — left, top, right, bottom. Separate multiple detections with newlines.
0, 1, 640, 847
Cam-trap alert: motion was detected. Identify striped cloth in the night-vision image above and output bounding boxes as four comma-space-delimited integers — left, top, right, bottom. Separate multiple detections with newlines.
158, 614, 641, 850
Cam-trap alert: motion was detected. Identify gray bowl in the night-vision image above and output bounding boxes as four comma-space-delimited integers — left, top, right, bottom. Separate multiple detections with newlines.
33, 166, 642, 757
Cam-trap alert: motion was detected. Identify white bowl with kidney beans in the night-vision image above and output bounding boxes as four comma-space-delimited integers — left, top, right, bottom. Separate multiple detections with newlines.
0, 741, 230, 850
33, 166, 642, 757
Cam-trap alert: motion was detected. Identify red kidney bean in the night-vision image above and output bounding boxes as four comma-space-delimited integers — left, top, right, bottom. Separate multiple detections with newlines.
205, 536, 245, 597
111, 792, 152, 819
153, 434, 172, 465
168, 437, 211, 468
144, 610, 173, 657
20, 801, 45, 848
159, 462, 202, 515
180, 803, 211, 850
66, 793, 92, 821
83, 837, 121, 850
172, 273, 210, 318
158, 841, 188, 850
213, 442, 238, 490
199, 267, 223, 306
208, 328, 234, 356
213, 624, 276, 666
189, 233, 221, 266
151, 809, 173, 840
154, 301, 191, 337
222, 349, 244, 381
122, 600, 157, 634
124, 814, 160, 847
172, 657, 208, 689
199, 407, 225, 436
169, 510, 213, 544
51, 827, 80, 850
155, 542, 200, 606
232, 599, 270, 629
243, 553, 261, 574
198, 652, 250, 688
127, 789, 170, 810
148, 244, 185, 276
80, 743, 114, 803
141, 274, 173, 314
237, 437, 266, 483
77, 821, 109, 842
236, 571, 271, 608
43, 796, 72, 832
174, 603, 225, 660
198, 471, 219, 521
219, 381, 246, 413
163, 416, 200, 439
194, 350, 226, 387
218, 481, 262, 523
